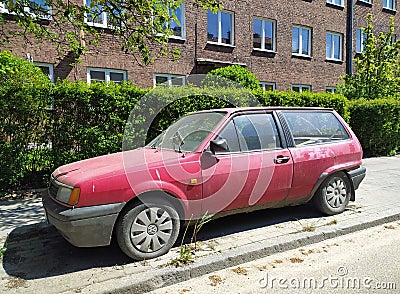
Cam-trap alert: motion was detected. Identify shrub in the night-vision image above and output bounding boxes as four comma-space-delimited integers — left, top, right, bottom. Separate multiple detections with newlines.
203, 65, 262, 91
0, 50, 51, 188
255, 90, 350, 122
349, 99, 400, 156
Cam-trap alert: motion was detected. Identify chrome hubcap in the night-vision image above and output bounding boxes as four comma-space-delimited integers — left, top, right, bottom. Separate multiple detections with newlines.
131, 207, 173, 253
325, 178, 347, 208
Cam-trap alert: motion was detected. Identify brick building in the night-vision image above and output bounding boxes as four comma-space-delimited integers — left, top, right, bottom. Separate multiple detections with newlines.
1, 0, 399, 92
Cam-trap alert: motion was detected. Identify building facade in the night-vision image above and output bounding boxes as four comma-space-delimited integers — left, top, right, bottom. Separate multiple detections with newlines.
1, 0, 400, 92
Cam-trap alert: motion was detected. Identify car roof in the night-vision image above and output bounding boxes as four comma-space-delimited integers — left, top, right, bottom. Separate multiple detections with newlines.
192, 106, 334, 115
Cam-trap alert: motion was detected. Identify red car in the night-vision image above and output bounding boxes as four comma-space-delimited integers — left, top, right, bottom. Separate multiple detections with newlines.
43, 107, 366, 260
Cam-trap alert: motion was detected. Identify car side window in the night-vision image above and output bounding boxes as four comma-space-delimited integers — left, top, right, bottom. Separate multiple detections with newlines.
282, 111, 350, 147
215, 120, 241, 153
233, 113, 281, 151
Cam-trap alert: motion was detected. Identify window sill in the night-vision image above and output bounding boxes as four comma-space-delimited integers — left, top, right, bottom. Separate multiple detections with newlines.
325, 58, 343, 64
383, 7, 397, 14
326, 3, 345, 10
206, 41, 235, 48
168, 36, 186, 41
253, 48, 276, 53
292, 53, 312, 60
356, 0, 372, 7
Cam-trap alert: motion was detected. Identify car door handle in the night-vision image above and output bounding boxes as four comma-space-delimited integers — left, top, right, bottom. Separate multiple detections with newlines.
274, 156, 290, 164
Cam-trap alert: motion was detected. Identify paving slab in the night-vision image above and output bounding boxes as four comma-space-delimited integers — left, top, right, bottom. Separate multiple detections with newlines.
1, 157, 400, 293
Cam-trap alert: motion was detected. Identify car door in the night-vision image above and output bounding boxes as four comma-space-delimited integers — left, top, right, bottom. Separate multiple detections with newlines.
200, 111, 293, 215
281, 110, 352, 200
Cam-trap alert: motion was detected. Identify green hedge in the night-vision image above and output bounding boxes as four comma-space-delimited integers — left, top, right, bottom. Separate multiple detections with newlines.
255, 90, 350, 122
349, 99, 400, 156
1, 78, 399, 190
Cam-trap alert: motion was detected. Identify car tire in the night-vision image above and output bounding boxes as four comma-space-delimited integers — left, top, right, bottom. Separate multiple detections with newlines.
313, 172, 351, 215
116, 200, 180, 260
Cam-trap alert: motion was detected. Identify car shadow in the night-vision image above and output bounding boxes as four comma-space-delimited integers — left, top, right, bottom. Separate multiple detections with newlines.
2, 203, 322, 280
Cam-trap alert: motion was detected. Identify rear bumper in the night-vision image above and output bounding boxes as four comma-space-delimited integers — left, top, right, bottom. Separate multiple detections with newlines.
349, 166, 366, 191
42, 193, 125, 247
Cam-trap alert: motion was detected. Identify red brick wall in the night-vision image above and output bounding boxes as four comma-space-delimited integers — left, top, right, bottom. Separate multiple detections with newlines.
1, 0, 399, 91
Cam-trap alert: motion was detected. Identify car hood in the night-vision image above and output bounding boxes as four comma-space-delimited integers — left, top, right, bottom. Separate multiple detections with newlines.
52, 148, 183, 186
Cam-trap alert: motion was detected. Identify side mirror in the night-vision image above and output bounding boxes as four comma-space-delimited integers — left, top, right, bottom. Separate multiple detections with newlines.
210, 138, 228, 154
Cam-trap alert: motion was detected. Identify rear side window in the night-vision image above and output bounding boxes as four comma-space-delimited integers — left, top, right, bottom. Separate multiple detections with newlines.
282, 111, 350, 147
216, 113, 281, 152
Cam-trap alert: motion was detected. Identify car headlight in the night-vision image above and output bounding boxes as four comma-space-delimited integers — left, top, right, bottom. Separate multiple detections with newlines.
56, 186, 80, 205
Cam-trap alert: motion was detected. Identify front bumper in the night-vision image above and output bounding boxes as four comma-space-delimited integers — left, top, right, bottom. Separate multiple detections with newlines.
349, 166, 366, 191
42, 192, 125, 247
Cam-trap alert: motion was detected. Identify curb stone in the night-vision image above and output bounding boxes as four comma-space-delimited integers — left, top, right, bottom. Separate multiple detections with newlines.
92, 211, 400, 294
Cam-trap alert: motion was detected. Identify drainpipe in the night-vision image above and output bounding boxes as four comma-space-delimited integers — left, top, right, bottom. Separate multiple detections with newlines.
346, 0, 354, 75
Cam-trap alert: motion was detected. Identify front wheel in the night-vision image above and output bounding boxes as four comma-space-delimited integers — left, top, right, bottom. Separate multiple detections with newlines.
313, 172, 351, 215
116, 201, 180, 260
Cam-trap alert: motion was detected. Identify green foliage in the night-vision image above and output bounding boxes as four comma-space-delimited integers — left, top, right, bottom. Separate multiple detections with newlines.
204, 65, 262, 91
50, 80, 146, 168
349, 99, 400, 156
255, 90, 350, 122
338, 14, 400, 100
0, 50, 51, 188
0, 0, 222, 64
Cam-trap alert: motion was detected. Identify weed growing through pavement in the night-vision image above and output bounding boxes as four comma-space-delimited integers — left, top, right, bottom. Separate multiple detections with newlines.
170, 213, 212, 266
0, 236, 8, 259
326, 219, 338, 225
295, 219, 321, 232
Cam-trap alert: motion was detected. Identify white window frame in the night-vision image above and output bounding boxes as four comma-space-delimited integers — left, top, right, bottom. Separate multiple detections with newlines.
327, 0, 344, 7
207, 10, 235, 46
326, 86, 337, 93
356, 28, 366, 53
87, 68, 127, 84
35, 62, 54, 82
260, 82, 276, 91
168, 4, 185, 40
326, 32, 343, 61
359, 0, 372, 4
253, 18, 276, 52
383, 0, 396, 10
0, 1, 52, 19
85, 0, 108, 28
292, 84, 311, 93
153, 74, 186, 87
292, 26, 312, 57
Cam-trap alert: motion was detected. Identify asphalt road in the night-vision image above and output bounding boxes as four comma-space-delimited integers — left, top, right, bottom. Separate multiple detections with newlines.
152, 221, 400, 293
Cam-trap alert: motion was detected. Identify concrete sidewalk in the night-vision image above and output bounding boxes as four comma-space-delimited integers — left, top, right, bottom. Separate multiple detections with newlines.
1, 157, 400, 293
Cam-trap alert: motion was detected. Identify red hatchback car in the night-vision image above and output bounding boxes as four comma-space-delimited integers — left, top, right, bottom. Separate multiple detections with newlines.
43, 107, 366, 260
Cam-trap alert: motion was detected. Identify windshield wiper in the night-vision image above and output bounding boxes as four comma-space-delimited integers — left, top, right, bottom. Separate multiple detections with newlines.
172, 130, 184, 153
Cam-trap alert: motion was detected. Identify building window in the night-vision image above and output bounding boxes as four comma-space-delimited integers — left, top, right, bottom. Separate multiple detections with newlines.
359, 0, 372, 3
383, 0, 396, 10
35, 62, 54, 82
326, 87, 337, 93
85, 0, 109, 28
292, 84, 311, 92
0, 0, 51, 19
327, 0, 344, 6
253, 18, 275, 51
356, 28, 366, 53
292, 26, 311, 57
207, 10, 234, 46
260, 82, 276, 91
168, 4, 185, 38
326, 32, 343, 61
154, 74, 185, 87
87, 68, 127, 84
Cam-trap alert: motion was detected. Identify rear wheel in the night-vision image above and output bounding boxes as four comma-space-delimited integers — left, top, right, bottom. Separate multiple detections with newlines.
116, 201, 180, 260
313, 172, 351, 215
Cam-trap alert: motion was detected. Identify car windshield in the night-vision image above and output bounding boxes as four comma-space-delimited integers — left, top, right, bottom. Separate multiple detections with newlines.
147, 112, 226, 152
